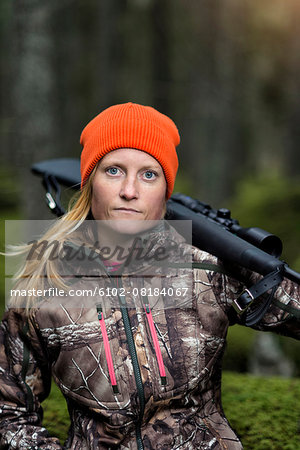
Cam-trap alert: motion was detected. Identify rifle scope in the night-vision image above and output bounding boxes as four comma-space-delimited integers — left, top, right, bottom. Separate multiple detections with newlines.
170, 193, 283, 258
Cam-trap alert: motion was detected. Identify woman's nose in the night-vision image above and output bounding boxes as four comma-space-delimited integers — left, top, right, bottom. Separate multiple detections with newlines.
119, 176, 139, 200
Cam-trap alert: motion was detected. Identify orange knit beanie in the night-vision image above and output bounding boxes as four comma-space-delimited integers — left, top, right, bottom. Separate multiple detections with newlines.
80, 102, 180, 199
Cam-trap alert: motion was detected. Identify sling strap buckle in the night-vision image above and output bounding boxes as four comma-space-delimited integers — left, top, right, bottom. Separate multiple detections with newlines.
232, 267, 284, 319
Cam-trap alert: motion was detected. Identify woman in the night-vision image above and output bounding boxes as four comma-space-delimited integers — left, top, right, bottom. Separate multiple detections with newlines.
0, 102, 299, 449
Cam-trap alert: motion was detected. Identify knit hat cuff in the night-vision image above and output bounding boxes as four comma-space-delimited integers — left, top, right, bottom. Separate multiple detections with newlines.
81, 118, 179, 198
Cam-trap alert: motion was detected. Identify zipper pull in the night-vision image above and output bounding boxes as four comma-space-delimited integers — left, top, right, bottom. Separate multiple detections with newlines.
143, 302, 167, 386
161, 376, 167, 386
96, 304, 103, 320
97, 304, 119, 395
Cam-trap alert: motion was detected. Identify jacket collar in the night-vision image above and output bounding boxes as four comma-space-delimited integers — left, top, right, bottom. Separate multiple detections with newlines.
60, 220, 189, 278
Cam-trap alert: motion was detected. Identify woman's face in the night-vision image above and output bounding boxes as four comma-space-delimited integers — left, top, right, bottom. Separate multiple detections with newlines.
91, 148, 167, 225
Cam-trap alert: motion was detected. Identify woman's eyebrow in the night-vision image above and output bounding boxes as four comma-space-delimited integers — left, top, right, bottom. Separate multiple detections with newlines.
101, 160, 161, 171
137, 164, 161, 171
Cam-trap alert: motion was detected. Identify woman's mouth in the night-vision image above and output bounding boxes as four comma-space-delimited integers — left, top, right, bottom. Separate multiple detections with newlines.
114, 208, 141, 214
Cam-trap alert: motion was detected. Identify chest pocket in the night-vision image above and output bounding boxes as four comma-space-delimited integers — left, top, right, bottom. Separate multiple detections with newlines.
143, 307, 226, 404
51, 307, 133, 413
142, 307, 201, 402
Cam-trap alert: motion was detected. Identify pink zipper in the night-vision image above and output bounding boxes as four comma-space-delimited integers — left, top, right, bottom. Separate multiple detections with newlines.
97, 307, 119, 394
144, 304, 167, 385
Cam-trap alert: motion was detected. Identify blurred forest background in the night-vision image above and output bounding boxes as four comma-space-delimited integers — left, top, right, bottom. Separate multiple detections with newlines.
0, 0, 300, 376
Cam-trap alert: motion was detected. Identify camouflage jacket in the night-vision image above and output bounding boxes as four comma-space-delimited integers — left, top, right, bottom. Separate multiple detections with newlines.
0, 226, 299, 449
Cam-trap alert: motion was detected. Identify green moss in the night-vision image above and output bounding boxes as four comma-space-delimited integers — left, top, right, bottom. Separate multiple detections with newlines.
222, 372, 300, 450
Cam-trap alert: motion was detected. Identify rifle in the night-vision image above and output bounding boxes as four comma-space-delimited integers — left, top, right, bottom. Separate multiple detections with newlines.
32, 158, 300, 325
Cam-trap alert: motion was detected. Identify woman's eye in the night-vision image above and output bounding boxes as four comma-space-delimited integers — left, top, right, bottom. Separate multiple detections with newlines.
106, 167, 119, 175
143, 171, 156, 180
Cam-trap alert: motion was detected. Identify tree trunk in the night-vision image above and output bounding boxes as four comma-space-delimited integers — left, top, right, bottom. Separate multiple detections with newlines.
11, 0, 57, 219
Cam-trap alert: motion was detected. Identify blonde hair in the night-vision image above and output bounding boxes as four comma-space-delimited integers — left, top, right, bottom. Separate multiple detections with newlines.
8, 169, 96, 309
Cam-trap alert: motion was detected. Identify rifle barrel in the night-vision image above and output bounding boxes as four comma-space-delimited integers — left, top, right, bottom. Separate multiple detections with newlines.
283, 266, 300, 284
